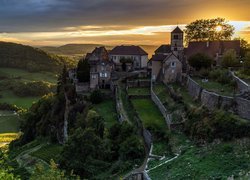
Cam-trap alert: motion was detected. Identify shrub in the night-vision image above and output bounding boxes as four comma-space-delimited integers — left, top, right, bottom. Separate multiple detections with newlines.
188, 53, 213, 70
222, 49, 238, 67
90, 90, 103, 104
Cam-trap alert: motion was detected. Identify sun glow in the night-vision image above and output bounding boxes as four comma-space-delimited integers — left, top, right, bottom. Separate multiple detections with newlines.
215, 25, 223, 32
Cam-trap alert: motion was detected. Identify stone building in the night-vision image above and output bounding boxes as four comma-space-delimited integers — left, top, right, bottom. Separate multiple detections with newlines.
151, 27, 184, 83
185, 40, 241, 66
109, 45, 148, 71
86, 47, 114, 90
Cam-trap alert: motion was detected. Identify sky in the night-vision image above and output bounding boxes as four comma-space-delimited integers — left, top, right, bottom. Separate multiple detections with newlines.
0, 0, 250, 46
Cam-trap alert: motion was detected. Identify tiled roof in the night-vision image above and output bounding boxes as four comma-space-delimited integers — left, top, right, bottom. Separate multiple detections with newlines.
151, 54, 168, 61
155, 45, 172, 54
87, 46, 109, 61
172, 26, 183, 33
109, 45, 148, 56
185, 40, 241, 59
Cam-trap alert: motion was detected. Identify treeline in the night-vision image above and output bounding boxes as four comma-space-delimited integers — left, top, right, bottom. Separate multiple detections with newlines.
9, 67, 144, 179
0, 42, 76, 73
0, 80, 56, 97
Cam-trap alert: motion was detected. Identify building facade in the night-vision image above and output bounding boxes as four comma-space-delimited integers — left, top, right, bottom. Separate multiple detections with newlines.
109, 45, 148, 71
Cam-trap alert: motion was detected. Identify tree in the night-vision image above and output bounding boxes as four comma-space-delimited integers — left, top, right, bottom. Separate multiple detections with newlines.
234, 38, 249, 57
184, 18, 235, 44
59, 128, 109, 178
222, 49, 238, 67
77, 59, 90, 82
243, 52, 250, 75
188, 53, 213, 71
90, 90, 103, 104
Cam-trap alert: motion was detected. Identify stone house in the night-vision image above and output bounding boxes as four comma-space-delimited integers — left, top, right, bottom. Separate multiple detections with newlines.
109, 45, 148, 71
151, 27, 184, 83
86, 47, 114, 90
185, 40, 241, 66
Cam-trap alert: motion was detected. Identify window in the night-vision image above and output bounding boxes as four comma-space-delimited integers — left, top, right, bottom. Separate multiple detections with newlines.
173, 35, 178, 39
171, 62, 176, 67
92, 75, 97, 79
104, 73, 108, 77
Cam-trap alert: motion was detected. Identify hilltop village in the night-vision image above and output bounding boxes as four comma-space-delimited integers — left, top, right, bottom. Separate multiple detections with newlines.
64, 26, 250, 178
1, 24, 250, 179
70, 26, 249, 121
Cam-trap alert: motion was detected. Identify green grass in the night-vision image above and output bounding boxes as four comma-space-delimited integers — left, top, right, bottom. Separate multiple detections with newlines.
0, 91, 39, 109
0, 68, 57, 84
127, 87, 150, 96
131, 98, 166, 131
148, 139, 250, 179
0, 111, 20, 134
0, 68, 56, 109
193, 77, 235, 96
93, 99, 118, 129
30, 144, 63, 163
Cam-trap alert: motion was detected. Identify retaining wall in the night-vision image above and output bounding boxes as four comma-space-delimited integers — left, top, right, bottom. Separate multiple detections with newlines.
231, 71, 249, 92
186, 76, 250, 120
151, 85, 171, 129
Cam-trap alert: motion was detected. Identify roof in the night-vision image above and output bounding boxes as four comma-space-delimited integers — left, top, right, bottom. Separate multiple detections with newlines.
163, 53, 180, 63
155, 45, 172, 54
172, 26, 183, 33
109, 45, 148, 56
151, 54, 168, 61
86, 46, 109, 61
185, 40, 241, 59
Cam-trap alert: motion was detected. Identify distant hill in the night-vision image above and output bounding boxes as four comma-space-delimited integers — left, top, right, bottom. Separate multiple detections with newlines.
0, 41, 76, 73
41, 44, 158, 58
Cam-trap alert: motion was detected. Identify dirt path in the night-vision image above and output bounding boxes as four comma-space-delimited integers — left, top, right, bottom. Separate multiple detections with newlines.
15, 144, 49, 174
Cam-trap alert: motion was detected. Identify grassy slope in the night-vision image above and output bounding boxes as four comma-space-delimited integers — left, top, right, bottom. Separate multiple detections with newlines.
131, 98, 166, 131
193, 77, 234, 96
93, 99, 118, 129
0, 111, 20, 134
0, 68, 58, 84
30, 144, 63, 163
0, 68, 58, 109
149, 135, 250, 179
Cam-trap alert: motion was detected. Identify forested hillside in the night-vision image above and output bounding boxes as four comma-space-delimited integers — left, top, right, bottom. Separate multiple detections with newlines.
0, 42, 75, 73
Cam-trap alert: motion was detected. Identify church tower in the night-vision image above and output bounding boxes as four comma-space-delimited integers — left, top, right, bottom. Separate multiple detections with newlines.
171, 26, 184, 56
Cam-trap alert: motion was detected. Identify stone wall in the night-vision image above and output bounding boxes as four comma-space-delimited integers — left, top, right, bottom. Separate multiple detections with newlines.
231, 71, 249, 92
186, 76, 250, 120
75, 83, 89, 93
127, 79, 151, 88
236, 97, 250, 120
187, 77, 202, 99
151, 85, 171, 129
201, 90, 220, 110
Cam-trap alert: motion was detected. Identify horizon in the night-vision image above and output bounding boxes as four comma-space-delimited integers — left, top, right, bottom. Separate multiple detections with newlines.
0, 0, 250, 46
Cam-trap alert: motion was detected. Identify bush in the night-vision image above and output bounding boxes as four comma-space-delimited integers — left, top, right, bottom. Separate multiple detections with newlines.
188, 53, 213, 70
222, 49, 238, 67
90, 90, 103, 104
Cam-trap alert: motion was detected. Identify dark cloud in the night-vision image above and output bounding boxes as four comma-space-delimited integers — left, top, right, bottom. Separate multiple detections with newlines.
1, 0, 249, 33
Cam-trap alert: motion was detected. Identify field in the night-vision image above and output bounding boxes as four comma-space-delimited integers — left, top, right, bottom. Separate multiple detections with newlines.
193, 77, 235, 96
0, 68, 57, 84
131, 98, 166, 131
30, 144, 63, 163
0, 68, 57, 109
0, 111, 20, 133
93, 99, 118, 128
127, 87, 150, 96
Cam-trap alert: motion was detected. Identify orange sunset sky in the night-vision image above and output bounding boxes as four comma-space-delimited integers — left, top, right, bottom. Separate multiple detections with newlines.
0, 0, 249, 46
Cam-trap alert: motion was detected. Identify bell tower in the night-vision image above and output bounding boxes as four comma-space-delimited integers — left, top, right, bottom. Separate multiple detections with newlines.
171, 26, 184, 54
